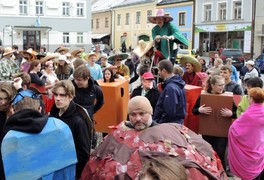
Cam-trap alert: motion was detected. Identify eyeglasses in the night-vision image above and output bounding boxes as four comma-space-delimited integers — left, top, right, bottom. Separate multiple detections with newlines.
129, 111, 148, 117
11, 92, 41, 105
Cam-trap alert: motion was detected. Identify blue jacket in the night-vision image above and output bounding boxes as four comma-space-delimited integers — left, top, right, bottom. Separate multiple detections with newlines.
153, 75, 186, 124
231, 65, 239, 82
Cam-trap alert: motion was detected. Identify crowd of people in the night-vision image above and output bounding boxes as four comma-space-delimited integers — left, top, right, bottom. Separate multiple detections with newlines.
0, 8, 263, 180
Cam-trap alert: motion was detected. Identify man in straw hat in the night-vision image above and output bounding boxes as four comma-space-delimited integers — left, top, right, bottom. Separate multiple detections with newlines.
148, 9, 189, 65
180, 56, 203, 87
19, 48, 38, 73
108, 49, 130, 79
0, 47, 19, 81
55, 46, 69, 55
71, 49, 82, 59
85, 52, 103, 80
100, 53, 111, 70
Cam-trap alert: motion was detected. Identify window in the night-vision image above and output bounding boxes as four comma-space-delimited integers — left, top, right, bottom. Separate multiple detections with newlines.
147, 10, 152, 23
218, 2, 226, 20
62, 2, 70, 16
117, 14, 121, 26
125, 13, 130, 25
91, 19, 93, 29
105, 17, 109, 28
233, 1, 241, 19
77, 3, 84, 17
35, 1, 43, 15
96, 19, 99, 29
63, 32, 70, 44
136, 11, 141, 24
204, 4, 212, 21
179, 12, 186, 26
77, 32, 83, 44
19, 0, 28, 15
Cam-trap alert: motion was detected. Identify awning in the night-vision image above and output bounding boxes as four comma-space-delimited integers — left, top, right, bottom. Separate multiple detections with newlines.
13, 26, 52, 31
92, 33, 110, 39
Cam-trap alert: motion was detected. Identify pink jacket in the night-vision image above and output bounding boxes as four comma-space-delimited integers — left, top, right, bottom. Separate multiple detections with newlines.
228, 103, 264, 179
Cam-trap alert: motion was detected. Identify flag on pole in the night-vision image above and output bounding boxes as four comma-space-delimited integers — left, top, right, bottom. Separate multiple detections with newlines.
35, 16, 41, 27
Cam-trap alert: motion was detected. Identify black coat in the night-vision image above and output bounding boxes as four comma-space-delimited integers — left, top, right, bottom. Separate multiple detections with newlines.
72, 78, 104, 120
50, 101, 90, 179
131, 86, 160, 113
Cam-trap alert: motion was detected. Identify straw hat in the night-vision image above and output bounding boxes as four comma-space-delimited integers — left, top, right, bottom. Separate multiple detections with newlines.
36, 54, 46, 60
180, 56, 201, 72
148, 9, 173, 24
71, 49, 82, 57
133, 40, 154, 58
84, 52, 99, 62
3, 47, 14, 56
108, 49, 128, 62
40, 52, 60, 63
56, 47, 69, 54
19, 48, 37, 61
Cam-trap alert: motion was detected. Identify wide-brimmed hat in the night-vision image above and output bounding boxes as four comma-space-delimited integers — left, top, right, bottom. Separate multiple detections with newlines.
84, 52, 99, 62
148, 9, 173, 24
180, 56, 202, 72
19, 48, 37, 61
36, 54, 46, 60
133, 40, 154, 58
3, 47, 14, 56
108, 49, 128, 62
40, 52, 60, 64
71, 49, 82, 57
56, 47, 69, 54
58, 55, 70, 64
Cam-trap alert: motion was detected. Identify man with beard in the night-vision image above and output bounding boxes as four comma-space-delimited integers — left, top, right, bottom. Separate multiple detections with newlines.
153, 60, 186, 124
180, 56, 203, 87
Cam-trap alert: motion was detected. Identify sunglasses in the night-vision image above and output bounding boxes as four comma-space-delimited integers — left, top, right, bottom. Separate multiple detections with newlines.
11, 92, 41, 105
115, 59, 122, 61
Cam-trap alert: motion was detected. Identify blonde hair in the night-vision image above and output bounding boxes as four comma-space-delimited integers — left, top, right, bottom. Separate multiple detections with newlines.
173, 66, 184, 76
139, 157, 187, 180
52, 80, 75, 98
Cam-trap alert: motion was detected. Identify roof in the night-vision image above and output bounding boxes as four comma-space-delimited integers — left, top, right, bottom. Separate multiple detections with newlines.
157, 0, 192, 5
92, 0, 125, 12
112, 0, 155, 8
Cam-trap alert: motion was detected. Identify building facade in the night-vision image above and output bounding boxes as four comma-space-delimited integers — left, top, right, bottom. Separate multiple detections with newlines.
157, 0, 193, 49
111, 0, 157, 50
91, 0, 125, 48
0, 0, 91, 52
253, 0, 264, 56
194, 0, 252, 56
